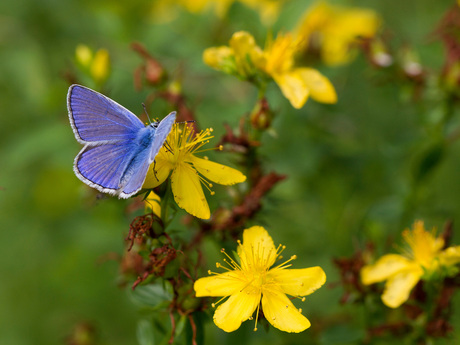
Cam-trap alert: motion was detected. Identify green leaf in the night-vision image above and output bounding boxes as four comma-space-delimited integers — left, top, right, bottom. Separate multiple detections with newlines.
128, 281, 174, 310
137, 319, 155, 345
412, 141, 445, 183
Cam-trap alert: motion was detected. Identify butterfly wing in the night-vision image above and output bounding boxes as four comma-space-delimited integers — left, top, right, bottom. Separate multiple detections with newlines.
122, 112, 176, 198
74, 140, 139, 196
119, 148, 153, 198
150, 111, 176, 161
68, 84, 144, 144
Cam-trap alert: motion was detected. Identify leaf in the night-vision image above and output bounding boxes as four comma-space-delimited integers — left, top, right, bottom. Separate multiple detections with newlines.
137, 319, 155, 345
412, 141, 445, 183
128, 281, 174, 310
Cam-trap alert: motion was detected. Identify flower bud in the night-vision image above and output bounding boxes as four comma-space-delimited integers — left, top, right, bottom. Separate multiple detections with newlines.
250, 98, 272, 130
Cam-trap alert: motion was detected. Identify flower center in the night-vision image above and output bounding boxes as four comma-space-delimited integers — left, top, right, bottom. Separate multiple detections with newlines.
163, 124, 216, 166
402, 221, 444, 270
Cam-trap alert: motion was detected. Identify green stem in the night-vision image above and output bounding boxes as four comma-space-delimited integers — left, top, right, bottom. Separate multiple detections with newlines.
160, 182, 174, 228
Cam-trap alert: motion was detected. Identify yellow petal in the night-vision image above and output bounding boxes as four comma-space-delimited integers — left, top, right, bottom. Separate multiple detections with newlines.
297, 67, 337, 104
91, 48, 110, 83
263, 32, 296, 75
295, 2, 332, 48
75, 44, 93, 67
273, 72, 309, 109
261, 289, 310, 333
361, 254, 412, 285
213, 290, 260, 332
267, 266, 326, 297
382, 268, 423, 308
203, 46, 234, 70
194, 271, 246, 297
229, 31, 264, 67
171, 162, 210, 219
190, 155, 246, 185
145, 191, 161, 217
238, 226, 277, 270
142, 154, 173, 189
439, 246, 460, 267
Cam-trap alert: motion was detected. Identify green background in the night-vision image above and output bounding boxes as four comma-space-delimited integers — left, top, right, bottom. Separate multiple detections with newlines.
1, 0, 459, 344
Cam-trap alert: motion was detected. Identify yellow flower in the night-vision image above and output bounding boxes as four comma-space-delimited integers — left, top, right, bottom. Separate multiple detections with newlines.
203, 31, 264, 79
194, 226, 326, 333
145, 191, 161, 217
361, 221, 460, 308
75, 44, 93, 67
260, 32, 337, 108
90, 48, 110, 84
150, 0, 281, 25
142, 124, 246, 220
204, 31, 337, 109
297, 1, 381, 66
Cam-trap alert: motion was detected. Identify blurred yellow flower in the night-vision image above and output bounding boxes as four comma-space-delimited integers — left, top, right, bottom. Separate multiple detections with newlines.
194, 226, 326, 333
204, 31, 337, 109
261, 32, 337, 108
297, 1, 381, 66
203, 31, 264, 79
90, 48, 110, 84
151, 0, 282, 25
75, 45, 110, 84
75, 44, 93, 67
361, 221, 460, 308
145, 192, 161, 217
142, 124, 246, 220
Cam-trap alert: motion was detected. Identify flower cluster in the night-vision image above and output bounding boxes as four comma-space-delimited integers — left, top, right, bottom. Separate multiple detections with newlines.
151, 0, 283, 25
203, 31, 337, 109
75, 44, 110, 85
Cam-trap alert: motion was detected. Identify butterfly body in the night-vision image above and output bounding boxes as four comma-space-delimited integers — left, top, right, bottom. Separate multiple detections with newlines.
67, 84, 176, 198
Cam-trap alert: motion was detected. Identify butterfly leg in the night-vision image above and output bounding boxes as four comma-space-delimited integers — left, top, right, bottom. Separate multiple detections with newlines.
152, 161, 160, 182
163, 140, 173, 154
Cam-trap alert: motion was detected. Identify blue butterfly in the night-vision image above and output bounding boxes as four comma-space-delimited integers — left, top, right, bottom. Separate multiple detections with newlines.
67, 84, 176, 198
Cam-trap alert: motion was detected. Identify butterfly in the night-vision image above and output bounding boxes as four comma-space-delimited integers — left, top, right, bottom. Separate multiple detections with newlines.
67, 84, 176, 198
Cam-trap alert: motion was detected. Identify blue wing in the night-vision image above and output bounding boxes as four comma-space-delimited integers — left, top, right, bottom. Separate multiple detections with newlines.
68, 84, 144, 144
150, 111, 176, 161
120, 148, 153, 198
74, 141, 137, 195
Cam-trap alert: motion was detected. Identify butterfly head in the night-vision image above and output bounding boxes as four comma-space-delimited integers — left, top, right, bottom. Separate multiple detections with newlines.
149, 121, 160, 129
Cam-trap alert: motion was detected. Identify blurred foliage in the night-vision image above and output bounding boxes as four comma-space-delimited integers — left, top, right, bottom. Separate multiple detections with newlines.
1, 0, 460, 344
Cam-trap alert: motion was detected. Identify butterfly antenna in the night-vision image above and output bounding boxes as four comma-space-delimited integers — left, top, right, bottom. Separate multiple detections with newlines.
142, 103, 153, 125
